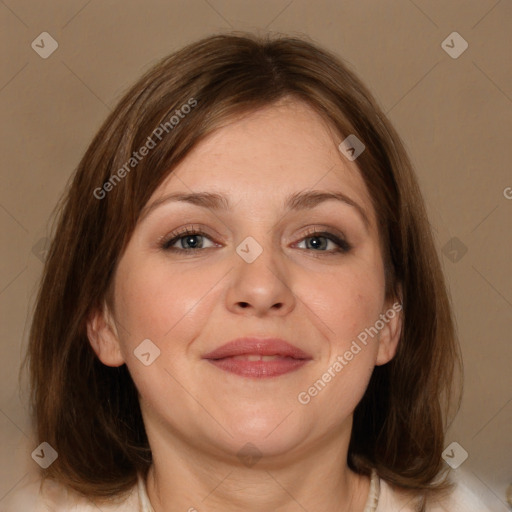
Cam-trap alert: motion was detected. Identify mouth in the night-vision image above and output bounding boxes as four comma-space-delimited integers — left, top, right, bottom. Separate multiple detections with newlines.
202, 337, 312, 378
205, 355, 310, 378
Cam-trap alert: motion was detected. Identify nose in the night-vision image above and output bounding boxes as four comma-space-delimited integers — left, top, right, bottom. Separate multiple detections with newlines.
225, 240, 296, 317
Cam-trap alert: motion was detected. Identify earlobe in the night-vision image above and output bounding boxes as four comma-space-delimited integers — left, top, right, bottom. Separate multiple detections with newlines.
375, 298, 403, 366
86, 302, 125, 367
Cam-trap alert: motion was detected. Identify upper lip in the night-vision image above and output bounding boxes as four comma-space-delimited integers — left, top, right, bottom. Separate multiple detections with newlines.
202, 337, 312, 360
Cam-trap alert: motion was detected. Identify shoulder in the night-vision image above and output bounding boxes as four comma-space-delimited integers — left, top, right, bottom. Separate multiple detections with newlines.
376, 471, 496, 512
0, 471, 141, 512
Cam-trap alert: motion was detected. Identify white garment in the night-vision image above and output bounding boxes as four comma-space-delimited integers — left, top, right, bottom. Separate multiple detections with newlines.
0, 467, 492, 511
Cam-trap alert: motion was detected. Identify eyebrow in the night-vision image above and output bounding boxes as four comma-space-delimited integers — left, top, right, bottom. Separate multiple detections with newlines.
139, 190, 370, 229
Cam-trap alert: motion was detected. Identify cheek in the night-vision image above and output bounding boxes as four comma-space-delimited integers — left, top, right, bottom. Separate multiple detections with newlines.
300, 260, 385, 414
113, 258, 218, 346
300, 262, 386, 345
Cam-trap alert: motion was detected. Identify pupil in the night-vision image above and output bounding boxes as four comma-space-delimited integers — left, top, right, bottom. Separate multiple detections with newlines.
186, 235, 200, 248
310, 236, 324, 249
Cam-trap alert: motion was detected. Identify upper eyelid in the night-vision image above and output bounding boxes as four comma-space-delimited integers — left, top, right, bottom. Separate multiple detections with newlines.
162, 225, 348, 240
144, 201, 368, 243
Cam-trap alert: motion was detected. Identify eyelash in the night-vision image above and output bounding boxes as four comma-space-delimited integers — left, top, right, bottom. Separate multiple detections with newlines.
160, 226, 352, 255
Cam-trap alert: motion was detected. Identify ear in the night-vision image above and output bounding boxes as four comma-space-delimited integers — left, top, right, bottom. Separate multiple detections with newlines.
86, 301, 125, 367
375, 293, 403, 366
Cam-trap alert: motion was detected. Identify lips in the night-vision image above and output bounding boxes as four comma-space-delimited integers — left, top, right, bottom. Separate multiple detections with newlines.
202, 337, 312, 378
202, 337, 312, 360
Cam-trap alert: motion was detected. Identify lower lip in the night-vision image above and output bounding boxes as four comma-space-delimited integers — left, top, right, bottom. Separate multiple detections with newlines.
206, 357, 310, 378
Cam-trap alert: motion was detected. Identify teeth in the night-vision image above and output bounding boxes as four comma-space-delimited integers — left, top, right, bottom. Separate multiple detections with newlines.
229, 355, 285, 361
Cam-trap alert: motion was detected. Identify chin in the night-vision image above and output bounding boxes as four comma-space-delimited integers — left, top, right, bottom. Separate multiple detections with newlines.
218, 415, 308, 456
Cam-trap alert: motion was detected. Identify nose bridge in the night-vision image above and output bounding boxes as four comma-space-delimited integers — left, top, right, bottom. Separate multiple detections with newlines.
232, 206, 278, 266
226, 231, 294, 314
235, 232, 283, 286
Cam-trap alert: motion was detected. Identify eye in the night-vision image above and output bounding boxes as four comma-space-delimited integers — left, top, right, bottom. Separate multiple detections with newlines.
159, 226, 352, 255
160, 227, 217, 252
295, 229, 352, 254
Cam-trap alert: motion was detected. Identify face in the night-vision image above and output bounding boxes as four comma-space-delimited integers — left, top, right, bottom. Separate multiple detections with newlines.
88, 98, 401, 462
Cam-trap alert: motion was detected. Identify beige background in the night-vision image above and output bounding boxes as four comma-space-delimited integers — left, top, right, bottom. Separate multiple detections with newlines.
1, 0, 511, 509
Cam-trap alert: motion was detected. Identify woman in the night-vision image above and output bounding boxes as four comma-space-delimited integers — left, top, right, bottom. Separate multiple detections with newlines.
7, 32, 466, 511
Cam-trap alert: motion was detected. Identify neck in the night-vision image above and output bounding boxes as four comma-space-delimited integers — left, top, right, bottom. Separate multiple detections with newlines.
145, 424, 370, 512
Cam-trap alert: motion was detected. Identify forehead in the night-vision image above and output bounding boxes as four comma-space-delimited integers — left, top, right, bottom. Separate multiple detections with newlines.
148, 99, 375, 226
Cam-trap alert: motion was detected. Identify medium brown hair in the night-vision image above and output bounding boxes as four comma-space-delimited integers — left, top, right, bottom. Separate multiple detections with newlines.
22, 31, 463, 508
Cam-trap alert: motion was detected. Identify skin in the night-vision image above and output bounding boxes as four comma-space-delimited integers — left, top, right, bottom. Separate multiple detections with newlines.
87, 97, 402, 512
